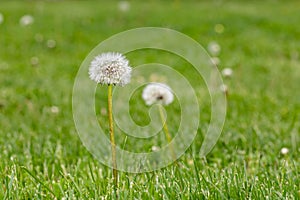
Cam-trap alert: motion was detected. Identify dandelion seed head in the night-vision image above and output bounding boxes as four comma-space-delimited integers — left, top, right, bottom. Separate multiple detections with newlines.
214, 23, 225, 34
89, 52, 132, 86
47, 39, 56, 48
208, 41, 221, 56
280, 147, 289, 155
142, 83, 174, 106
222, 68, 233, 77
50, 106, 59, 114
30, 57, 39, 66
20, 15, 34, 26
118, 1, 130, 12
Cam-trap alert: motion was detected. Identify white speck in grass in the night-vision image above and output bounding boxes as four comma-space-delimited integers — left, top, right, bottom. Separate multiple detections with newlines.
214, 23, 225, 34
118, 1, 130, 12
208, 41, 221, 56
30, 57, 39, 66
20, 14, 34, 26
89, 52, 132, 86
222, 68, 233, 78
142, 83, 174, 106
35, 33, 44, 43
211, 57, 220, 66
50, 106, 59, 114
187, 159, 194, 166
47, 39, 56, 48
151, 146, 160, 152
129, 181, 134, 189
280, 147, 289, 155
0, 13, 4, 25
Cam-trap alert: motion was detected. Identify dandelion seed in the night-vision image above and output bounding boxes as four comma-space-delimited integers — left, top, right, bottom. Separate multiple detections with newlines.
118, 1, 130, 12
142, 83, 174, 106
89, 52, 132, 86
47, 39, 56, 49
211, 57, 220, 66
0, 13, 4, 25
50, 106, 59, 114
30, 57, 39, 66
208, 41, 221, 56
280, 147, 289, 155
20, 14, 34, 26
222, 68, 233, 78
214, 23, 225, 34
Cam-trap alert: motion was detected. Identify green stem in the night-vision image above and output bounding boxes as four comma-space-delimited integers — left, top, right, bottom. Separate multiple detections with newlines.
108, 85, 118, 189
158, 105, 176, 161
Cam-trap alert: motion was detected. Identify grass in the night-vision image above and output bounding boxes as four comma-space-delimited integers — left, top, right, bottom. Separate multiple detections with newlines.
0, 0, 300, 199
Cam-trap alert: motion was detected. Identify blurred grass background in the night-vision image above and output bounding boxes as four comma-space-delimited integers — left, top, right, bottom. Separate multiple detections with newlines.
0, 0, 299, 199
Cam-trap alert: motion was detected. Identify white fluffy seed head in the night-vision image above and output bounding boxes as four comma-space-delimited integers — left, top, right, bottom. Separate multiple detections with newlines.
20, 15, 34, 26
89, 52, 132, 86
280, 147, 289, 155
222, 68, 233, 77
118, 1, 130, 12
208, 41, 221, 56
142, 83, 174, 106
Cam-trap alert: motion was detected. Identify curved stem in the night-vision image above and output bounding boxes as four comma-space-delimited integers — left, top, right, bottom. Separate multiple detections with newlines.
158, 105, 176, 161
108, 85, 118, 190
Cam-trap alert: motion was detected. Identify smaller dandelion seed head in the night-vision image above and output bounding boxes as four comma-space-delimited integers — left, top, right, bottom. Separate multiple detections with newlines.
214, 23, 225, 34
280, 147, 289, 155
208, 41, 221, 56
47, 39, 56, 48
142, 83, 174, 106
222, 68, 233, 77
20, 15, 34, 26
50, 106, 59, 114
118, 1, 130, 12
89, 52, 132, 86
30, 57, 39, 66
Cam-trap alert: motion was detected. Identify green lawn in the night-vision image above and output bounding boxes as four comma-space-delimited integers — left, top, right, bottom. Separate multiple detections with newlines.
0, 0, 299, 199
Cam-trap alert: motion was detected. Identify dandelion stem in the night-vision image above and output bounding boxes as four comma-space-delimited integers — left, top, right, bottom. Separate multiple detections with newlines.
108, 85, 118, 189
158, 105, 176, 161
